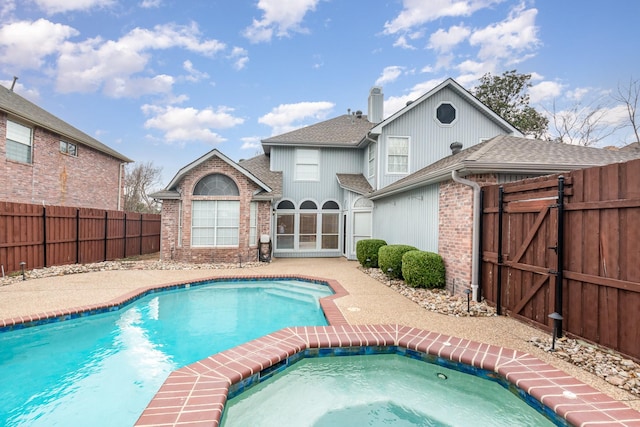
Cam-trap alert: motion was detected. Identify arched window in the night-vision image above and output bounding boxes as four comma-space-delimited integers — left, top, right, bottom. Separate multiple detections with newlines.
191, 174, 239, 247
193, 174, 239, 196
321, 201, 340, 249
277, 200, 295, 209
299, 200, 317, 249
276, 200, 295, 249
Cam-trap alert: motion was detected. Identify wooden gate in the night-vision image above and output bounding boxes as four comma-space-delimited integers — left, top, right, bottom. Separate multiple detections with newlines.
482, 176, 569, 332
482, 159, 640, 361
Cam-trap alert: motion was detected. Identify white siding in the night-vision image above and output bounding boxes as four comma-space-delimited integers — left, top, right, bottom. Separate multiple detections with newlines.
377, 87, 513, 189
271, 146, 364, 202
372, 184, 439, 252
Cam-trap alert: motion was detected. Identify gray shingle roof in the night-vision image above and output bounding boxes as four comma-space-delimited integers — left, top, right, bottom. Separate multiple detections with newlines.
261, 114, 375, 152
336, 173, 373, 195
0, 85, 132, 162
239, 155, 283, 200
369, 135, 640, 199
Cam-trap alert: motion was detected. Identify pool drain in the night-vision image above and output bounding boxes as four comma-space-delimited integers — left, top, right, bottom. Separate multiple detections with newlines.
436, 373, 448, 380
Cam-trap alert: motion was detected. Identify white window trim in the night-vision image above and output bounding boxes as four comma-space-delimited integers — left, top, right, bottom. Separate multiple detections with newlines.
294, 148, 320, 181
367, 143, 376, 178
6, 118, 33, 164
386, 135, 410, 175
434, 101, 458, 127
191, 200, 240, 248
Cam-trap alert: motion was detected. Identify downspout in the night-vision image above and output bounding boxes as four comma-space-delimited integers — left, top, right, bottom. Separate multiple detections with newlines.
118, 162, 125, 210
451, 169, 480, 301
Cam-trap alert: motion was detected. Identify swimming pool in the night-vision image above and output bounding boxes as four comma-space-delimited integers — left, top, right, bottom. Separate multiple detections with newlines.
0, 278, 333, 426
136, 324, 640, 426
221, 353, 557, 426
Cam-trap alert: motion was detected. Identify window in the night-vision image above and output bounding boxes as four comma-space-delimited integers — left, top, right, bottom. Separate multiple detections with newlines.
6, 120, 32, 163
275, 199, 341, 251
321, 201, 340, 249
367, 143, 376, 178
299, 200, 317, 249
194, 174, 239, 196
387, 136, 409, 174
295, 149, 319, 181
249, 202, 258, 246
276, 200, 295, 249
191, 200, 239, 246
436, 102, 456, 125
60, 141, 77, 156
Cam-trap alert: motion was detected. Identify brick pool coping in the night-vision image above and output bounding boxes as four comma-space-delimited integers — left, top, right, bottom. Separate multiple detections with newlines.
2, 275, 639, 427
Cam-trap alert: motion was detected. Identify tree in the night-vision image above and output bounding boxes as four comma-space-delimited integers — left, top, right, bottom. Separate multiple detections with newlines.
545, 97, 621, 146
123, 161, 163, 213
473, 70, 548, 138
612, 76, 640, 144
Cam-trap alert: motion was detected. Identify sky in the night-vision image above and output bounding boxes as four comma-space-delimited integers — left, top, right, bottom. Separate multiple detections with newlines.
1, 0, 639, 187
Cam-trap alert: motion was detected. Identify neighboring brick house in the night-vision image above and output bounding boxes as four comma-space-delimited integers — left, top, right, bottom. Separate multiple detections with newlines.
0, 84, 131, 210
150, 150, 279, 263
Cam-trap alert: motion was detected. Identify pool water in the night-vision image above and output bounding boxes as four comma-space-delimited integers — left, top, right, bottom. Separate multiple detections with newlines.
0, 279, 331, 427
221, 354, 556, 427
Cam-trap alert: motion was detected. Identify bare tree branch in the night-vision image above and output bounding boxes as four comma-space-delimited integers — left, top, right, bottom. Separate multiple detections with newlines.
124, 161, 163, 213
612, 76, 640, 144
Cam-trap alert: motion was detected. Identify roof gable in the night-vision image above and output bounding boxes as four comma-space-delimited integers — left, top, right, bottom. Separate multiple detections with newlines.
163, 149, 272, 194
369, 78, 522, 137
0, 85, 131, 162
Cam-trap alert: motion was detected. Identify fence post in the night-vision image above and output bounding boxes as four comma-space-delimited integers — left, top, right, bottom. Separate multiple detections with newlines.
123, 213, 127, 259
76, 209, 80, 264
555, 176, 565, 337
139, 215, 143, 255
43, 206, 48, 268
496, 186, 504, 315
104, 211, 109, 262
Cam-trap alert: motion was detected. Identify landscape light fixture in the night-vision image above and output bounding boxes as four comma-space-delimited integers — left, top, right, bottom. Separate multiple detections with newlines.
548, 312, 563, 351
20, 261, 26, 281
463, 288, 472, 313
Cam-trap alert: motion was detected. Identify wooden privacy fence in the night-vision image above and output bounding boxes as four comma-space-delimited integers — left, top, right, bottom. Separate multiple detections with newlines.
481, 159, 640, 360
0, 201, 160, 275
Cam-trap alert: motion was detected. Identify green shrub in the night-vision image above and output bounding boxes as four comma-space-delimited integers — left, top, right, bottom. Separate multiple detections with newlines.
401, 250, 446, 289
356, 239, 387, 268
378, 244, 417, 279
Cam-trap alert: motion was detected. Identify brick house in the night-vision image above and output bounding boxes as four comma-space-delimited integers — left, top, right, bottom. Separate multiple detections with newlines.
0, 84, 131, 210
152, 78, 639, 297
150, 150, 279, 263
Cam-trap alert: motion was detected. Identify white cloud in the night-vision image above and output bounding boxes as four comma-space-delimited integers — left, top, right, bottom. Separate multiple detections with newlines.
33, 0, 115, 14
140, 0, 162, 8
469, 5, 540, 62
0, 19, 78, 70
240, 136, 262, 151
243, 0, 321, 43
529, 80, 563, 104
428, 24, 471, 52
142, 104, 244, 145
259, 101, 334, 135
384, 0, 501, 35
229, 47, 249, 70
55, 23, 225, 96
566, 87, 591, 102
383, 79, 444, 117
0, 0, 16, 19
183, 60, 209, 82
375, 66, 405, 86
